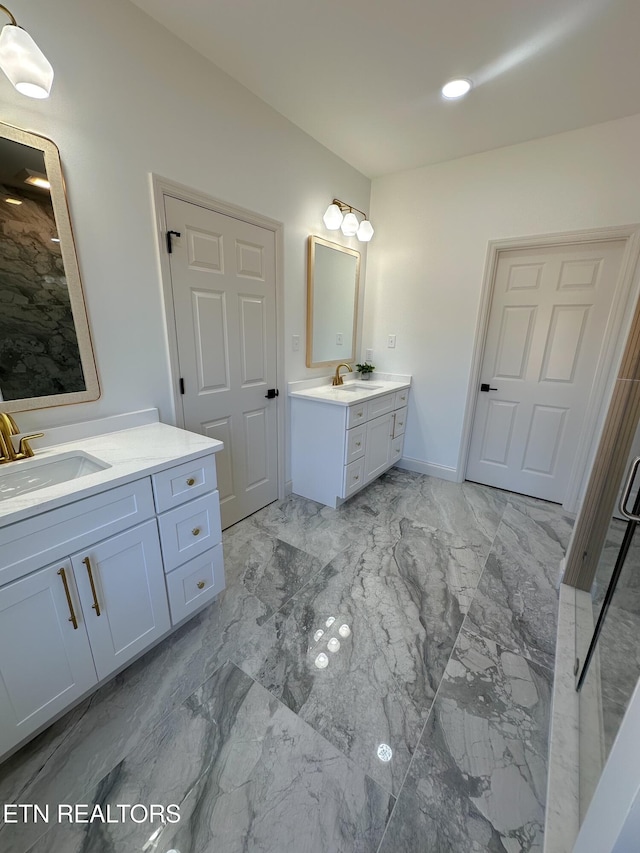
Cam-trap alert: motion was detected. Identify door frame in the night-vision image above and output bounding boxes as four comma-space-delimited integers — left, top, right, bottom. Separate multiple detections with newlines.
458, 224, 640, 512
150, 173, 286, 502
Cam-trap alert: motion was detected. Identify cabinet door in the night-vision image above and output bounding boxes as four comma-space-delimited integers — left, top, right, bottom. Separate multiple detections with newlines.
364, 413, 394, 483
0, 561, 97, 756
72, 520, 170, 681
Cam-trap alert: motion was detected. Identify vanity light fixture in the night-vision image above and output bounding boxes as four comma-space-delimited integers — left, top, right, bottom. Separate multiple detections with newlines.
322, 198, 375, 243
0, 4, 53, 99
442, 78, 472, 99
21, 168, 50, 190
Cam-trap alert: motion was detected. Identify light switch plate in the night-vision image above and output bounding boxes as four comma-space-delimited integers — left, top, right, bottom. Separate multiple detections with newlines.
336, 333, 343, 346
292, 335, 300, 352
387, 335, 396, 348
365, 348, 373, 362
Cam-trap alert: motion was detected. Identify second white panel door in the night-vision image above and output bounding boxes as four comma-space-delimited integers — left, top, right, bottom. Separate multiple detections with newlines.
165, 197, 278, 529
467, 240, 626, 502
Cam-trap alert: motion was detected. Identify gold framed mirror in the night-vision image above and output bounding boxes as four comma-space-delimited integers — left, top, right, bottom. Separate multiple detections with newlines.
306, 235, 360, 368
0, 122, 99, 413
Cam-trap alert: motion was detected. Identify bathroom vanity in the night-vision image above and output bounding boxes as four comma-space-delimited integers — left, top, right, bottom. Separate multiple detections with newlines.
0, 416, 224, 759
289, 375, 410, 507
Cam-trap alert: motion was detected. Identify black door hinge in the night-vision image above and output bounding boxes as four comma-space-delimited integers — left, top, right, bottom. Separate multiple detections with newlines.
179, 377, 185, 395
167, 230, 181, 253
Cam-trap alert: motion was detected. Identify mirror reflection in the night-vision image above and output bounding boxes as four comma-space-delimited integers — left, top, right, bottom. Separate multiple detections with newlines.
0, 123, 99, 412
306, 236, 360, 368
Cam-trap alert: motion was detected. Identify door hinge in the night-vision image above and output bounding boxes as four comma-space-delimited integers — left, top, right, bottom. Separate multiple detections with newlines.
179, 377, 185, 395
166, 230, 181, 254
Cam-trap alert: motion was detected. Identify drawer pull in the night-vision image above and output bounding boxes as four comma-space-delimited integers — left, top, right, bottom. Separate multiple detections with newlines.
395, 447, 401, 454
192, 527, 201, 536
57, 568, 78, 630
355, 441, 361, 448
398, 421, 404, 427
357, 412, 363, 418
197, 580, 206, 590
186, 477, 196, 486
354, 474, 360, 481
83, 557, 101, 616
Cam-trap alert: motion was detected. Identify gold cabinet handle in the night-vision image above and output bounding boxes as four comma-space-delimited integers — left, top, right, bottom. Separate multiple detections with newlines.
354, 474, 359, 481
58, 568, 78, 630
355, 441, 361, 447
186, 477, 196, 486
197, 580, 206, 589
192, 527, 201, 536
82, 557, 101, 616
357, 412, 363, 418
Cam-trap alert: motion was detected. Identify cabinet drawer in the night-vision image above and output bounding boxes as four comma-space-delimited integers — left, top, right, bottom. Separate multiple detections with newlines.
343, 458, 365, 498
345, 425, 366, 464
368, 393, 394, 420
158, 492, 222, 572
394, 389, 409, 410
391, 436, 404, 462
393, 407, 408, 438
346, 403, 368, 429
165, 544, 225, 625
0, 479, 155, 588
152, 454, 217, 514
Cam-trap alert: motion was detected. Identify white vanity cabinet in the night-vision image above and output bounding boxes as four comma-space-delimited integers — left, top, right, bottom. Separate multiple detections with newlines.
0, 428, 224, 761
291, 381, 410, 508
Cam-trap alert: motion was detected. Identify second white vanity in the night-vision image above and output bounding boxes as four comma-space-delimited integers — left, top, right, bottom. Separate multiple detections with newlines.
0, 413, 224, 760
290, 375, 411, 507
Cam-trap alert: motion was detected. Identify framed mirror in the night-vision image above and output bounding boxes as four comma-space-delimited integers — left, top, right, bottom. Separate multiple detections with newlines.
306, 236, 360, 368
0, 122, 99, 413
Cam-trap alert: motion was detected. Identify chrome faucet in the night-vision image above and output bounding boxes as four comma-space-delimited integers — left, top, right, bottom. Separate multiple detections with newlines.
0, 413, 44, 464
332, 363, 353, 386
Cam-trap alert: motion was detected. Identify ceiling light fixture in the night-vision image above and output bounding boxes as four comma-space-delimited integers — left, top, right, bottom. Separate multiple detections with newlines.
20, 169, 50, 190
442, 78, 472, 99
3, 196, 22, 205
322, 198, 375, 242
0, 4, 53, 99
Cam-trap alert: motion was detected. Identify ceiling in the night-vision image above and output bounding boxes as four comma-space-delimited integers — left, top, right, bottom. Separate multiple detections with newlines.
130, 0, 640, 178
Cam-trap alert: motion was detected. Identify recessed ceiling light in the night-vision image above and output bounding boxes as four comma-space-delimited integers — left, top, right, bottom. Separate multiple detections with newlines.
51, 237, 60, 243
442, 79, 472, 99
16, 168, 51, 190
4, 197, 22, 205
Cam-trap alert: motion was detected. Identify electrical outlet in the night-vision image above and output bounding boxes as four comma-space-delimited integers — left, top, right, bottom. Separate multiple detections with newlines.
365, 348, 373, 362
292, 335, 300, 352
336, 333, 343, 346
387, 335, 396, 348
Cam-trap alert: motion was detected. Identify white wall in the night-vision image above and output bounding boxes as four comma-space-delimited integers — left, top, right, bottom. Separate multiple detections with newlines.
363, 114, 640, 476
1, 0, 369, 451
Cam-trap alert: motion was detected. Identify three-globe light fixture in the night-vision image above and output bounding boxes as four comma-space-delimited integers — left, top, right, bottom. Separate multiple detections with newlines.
323, 199, 374, 242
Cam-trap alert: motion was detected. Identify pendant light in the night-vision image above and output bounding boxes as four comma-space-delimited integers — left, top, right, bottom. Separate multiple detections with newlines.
0, 4, 53, 99
322, 198, 375, 243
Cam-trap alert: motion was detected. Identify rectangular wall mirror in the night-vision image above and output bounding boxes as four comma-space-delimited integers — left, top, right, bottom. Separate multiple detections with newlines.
306, 235, 360, 368
0, 122, 99, 413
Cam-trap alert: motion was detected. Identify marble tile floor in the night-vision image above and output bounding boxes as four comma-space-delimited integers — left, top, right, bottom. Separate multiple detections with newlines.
0, 470, 574, 853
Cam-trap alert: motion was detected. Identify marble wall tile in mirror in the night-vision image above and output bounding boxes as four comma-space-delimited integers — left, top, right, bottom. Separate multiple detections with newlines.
306, 236, 360, 368
0, 122, 99, 413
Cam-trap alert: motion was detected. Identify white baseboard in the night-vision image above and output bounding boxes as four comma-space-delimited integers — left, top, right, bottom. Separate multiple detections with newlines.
395, 456, 459, 482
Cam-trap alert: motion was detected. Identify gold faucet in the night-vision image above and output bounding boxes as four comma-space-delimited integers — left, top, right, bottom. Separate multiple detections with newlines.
0, 413, 44, 464
332, 363, 353, 386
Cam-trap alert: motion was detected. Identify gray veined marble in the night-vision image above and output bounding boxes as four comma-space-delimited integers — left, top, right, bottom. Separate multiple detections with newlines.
465, 499, 574, 669
237, 514, 487, 796
379, 627, 552, 853
25, 663, 393, 853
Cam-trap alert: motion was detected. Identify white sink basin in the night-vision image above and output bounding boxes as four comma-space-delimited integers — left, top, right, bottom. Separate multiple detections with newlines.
0, 450, 110, 502
335, 384, 383, 392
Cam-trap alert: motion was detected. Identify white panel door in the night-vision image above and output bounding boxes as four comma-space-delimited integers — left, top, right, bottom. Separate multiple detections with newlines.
72, 521, 170, 681
0, 560, 97, 754
165, 197, 278, 528
467, 240, 626, 502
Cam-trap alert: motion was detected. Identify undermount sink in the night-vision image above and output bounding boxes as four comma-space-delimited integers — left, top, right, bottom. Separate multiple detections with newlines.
335, 384, 383, 392
0, 450, 110, 502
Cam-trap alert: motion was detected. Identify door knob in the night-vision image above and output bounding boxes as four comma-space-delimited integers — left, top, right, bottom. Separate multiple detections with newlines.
480, 383, 498, 392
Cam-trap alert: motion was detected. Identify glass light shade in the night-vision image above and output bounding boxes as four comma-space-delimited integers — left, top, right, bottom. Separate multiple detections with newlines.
356, 220, 374, 242
341, 212, 359, 237
323, 203, 343, 230
0, 25, 54, 99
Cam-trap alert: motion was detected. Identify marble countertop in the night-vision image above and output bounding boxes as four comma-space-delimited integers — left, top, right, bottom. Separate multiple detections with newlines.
0, 422, 223, 528
288, 376, 411, 406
